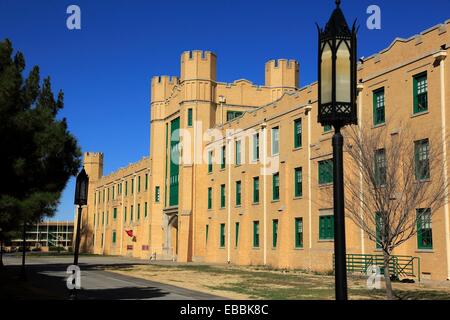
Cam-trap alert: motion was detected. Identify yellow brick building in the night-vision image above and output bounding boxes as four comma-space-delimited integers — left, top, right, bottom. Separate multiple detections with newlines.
79, 20, 450, 280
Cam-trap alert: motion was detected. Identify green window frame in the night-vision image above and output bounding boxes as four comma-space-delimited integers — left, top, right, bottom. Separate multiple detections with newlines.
324, 124, 332, 133
221, 146, 226, 169
103, 189, 105, 203
373, 88, 385, 125
113, 208, 117, 220
155, 186, 160, 203
124, 207, 127, 222
415, 139, 430, 181
272, 219, 279, 248
235, 222, 240, 247
220, 184, 226, 208
253, 177, 260, 203
112, 186, 115, 200
137, 204, 141, 220
112, 230, 116, 244
131, 178, 134, 194
187, 108, 193, 127
271, 126, 279, 155
144, 202, 148, 218
272, 173, 280, 201
318, 159, 333, 185
417, 208, 433, 249
375, 212, 383, 249
374, 149, 387, 187
145, 174, 148, 191
295, 218, 303, 248
319, 215, 334, 240
227, 110, 243, 121
235, 181, 242, 206
107, 188, 109, 201
208, 151, 213, 173
294, 167, 303, 198
235, 140, 241, 165
138, 176, 141, 193
207, 187, 212, 210
130, 205, 134, 221
220, 223, 226, 248
253, 221, 260, 248
253, 133, 260, 161
294, 118, 302, 148
206, 225, 209, 244
125, 181, 128, 196
413, 72, 428, 114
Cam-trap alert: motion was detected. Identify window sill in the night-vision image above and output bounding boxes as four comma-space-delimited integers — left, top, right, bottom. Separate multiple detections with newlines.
235, 205, 242, 208
252, 247, 260, 250
416, 249, 434, 253
252, 202, 260, 206
271, 200, 280, 203
318, 239, 334, 243
293, 146, 303, 152
410, 110, 429, 119
319, 183, 333, 188
372, 123, 386, 129
271, 247, 277, 250
293, 196, 303, 200
294, 247, 304, 251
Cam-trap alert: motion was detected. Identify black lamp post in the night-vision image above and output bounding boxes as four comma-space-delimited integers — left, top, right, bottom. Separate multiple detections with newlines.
317, 0, 357, 300
74, 167, 89, 266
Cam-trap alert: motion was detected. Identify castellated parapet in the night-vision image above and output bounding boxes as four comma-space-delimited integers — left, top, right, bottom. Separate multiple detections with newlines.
83, 152, 104, 181
265, 59, 299, 89
180, 50, 217, 81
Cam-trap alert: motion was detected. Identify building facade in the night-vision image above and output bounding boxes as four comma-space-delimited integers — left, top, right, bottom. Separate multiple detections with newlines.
80, 20, 450, 280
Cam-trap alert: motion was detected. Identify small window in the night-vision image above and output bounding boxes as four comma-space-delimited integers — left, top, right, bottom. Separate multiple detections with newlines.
112, 230, 117, 244
253, 177, 260, 203
220, 223, 226, 248
272, 219, 279, 248
187, 108, 193, 127
373, 88, 385, 125
318, 160, 333, 185
220, 184, 226, 208
294, 167, 303, 198
272, 173, 280, 201
374, 149, 387, 187
207, 187, 212, 210
271, 127, 279, 155
253, 133, 260, 161
227, 111, 243, 121
295, 218, 303, 248
113, 208, 117, 220
415, 139, 430, 180
324, 124, 332, 133
417, 208, 433, 249
253, 221, 260, 248
319, 215, 334, 240
235, 181, 242, 206
155, 186, 160, 203
413, 72, 428, 114
294, 118, 302, 148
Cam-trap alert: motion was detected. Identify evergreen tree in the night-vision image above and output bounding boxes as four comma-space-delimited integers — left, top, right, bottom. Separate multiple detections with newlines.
0, 39, 81, 276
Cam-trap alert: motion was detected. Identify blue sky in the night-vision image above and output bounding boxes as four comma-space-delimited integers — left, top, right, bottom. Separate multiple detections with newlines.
1, 0, 449, 221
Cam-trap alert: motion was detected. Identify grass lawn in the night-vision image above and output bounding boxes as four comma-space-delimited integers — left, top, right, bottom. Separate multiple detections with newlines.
104, 263, 450, 300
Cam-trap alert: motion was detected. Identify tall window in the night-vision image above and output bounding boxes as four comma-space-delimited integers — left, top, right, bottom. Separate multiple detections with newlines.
253, 177, 260, 203
318, 160, 333, 185
253, 221, 260, 248
220, 223, 226, 248
155, 186, 160, 203
415, 139, 430, 180
235, 222, 240, 247
144, 202, 148, 218
235, 181, 242, 206
124, 207, 127, 222
272, 173, 280, 201
137, 204, 141, 220
272, 219, 279, 248
271, 127, 279, 155
253, 133, 260, 161
295, 218, 303, 248
235, 140, 241, 165
112, 230, 116, 244
220, 184, 226, 208
138, 176, 141, 193
187, 108, 193, 127
221, 146, 226, 169
131, 178, 134, 194
294, 118, 302, 148
206, 225, 209, 244
208, 151, 213, 173
145, 174, 148, 190
130, 205, 134, 221
374, 149, 387, 187
417, 208, 433, 249
294, 167, 303, 198
207, 187, 212, 210
112, 186, 115, 200
413, 72, 428, 114
373, 88, 385, 125
113, 208, 117, 220
319, 215, 334, 240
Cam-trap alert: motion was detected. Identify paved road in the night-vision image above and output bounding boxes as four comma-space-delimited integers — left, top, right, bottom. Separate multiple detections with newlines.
2, 254, 224, 300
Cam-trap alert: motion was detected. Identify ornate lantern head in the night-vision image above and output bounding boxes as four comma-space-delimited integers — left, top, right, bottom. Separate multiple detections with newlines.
74, 167, 89, 206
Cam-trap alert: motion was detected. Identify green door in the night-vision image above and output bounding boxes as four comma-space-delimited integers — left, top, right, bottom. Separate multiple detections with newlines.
169, 117, 180, 206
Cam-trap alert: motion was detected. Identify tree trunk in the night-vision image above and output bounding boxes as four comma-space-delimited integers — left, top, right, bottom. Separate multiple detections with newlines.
383, 250, 394, 300
20, 222, 27, 280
